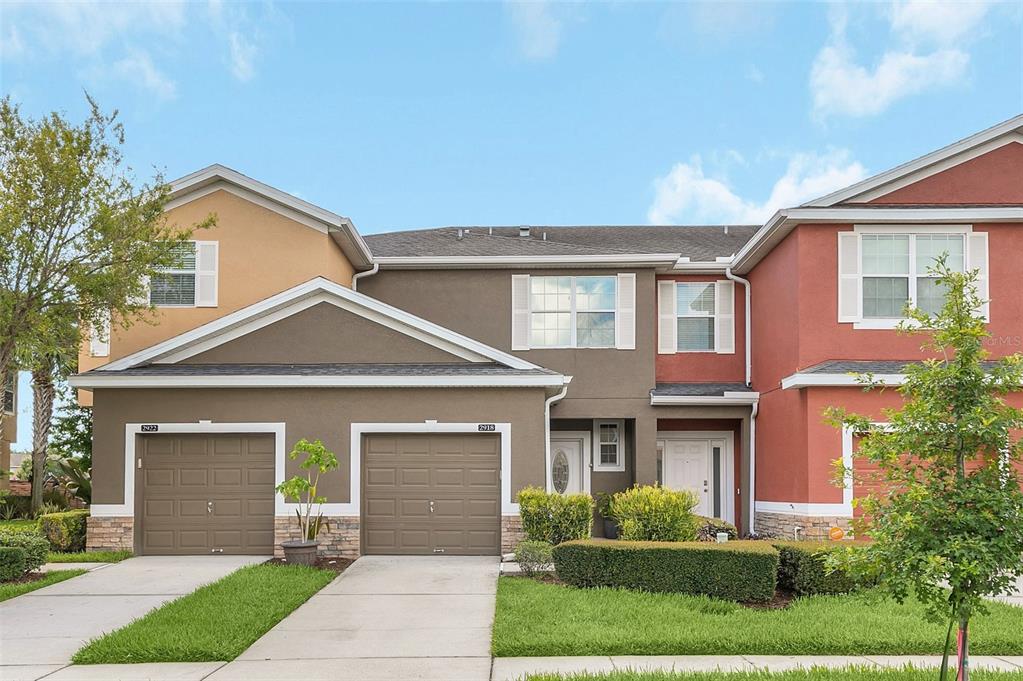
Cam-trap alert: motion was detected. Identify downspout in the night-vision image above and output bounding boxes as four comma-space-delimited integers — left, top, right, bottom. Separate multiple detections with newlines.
726, 267, 755, 533
544, 380, 571, 492
351, 262, 379, 291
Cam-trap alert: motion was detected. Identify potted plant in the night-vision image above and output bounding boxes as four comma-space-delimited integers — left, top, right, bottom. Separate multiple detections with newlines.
275, 438, 339, 565
595, 492, 618, 539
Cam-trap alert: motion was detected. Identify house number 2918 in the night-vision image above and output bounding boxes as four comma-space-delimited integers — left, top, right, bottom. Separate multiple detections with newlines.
477, 424, 496, 432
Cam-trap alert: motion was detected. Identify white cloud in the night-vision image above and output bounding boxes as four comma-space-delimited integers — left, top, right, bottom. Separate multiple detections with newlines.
889, 0, 992, 45
228, 32, 257, 81
113, 51, 177, 100
505, 1, 563, 60
647, 150, 868, 225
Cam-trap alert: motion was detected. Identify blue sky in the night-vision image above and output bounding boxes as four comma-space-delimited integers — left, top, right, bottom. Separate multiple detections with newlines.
2, 0, 1021, 450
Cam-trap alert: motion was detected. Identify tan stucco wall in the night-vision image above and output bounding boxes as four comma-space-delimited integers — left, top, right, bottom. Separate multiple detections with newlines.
189, 302, 469, 364
90, 387, 547, 507
78, 189, 357, 377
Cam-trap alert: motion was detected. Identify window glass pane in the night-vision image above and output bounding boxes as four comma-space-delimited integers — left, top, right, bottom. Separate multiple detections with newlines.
677, 318, 714, 351
575, 276, 616, 311
166, 242, 197, 269
530, 276, 572, 312
915, 234, 964, 274
598, 423, 619, 466
576, 312, 615, 348
862, 234, 909, 275
677, 283, 715, 316
150, 273, 196, 306
530, 312, 571, 347
863, 276, 909, 318
917, 277, 948, 315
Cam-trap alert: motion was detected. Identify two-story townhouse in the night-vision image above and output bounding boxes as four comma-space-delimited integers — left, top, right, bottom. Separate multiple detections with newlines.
70, 114, 1023, 557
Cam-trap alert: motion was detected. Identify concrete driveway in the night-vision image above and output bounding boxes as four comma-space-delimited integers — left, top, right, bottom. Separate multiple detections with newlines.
0, 555, 264, 681
208, 555, 499, 681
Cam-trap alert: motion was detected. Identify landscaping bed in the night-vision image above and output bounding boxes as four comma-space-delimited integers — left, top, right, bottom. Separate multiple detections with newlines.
522, 668, 1023, 681
492, 576, 1023, 657
72, 562, 342, 663
0, 568, 87, 602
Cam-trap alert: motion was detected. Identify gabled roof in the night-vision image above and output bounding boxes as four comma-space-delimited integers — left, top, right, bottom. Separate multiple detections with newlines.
166, 164, 374, 270
87, 277, 551, 374
804, 114, 1023, 207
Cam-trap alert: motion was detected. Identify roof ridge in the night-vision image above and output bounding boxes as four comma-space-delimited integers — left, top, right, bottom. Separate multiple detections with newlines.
477, 230, 638, 255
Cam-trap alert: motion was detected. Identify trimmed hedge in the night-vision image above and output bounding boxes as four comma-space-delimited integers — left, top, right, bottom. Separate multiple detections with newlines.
517, 487, 592, 545
0, 546, 27, 582
38, 510, 89, 552
553, 539, 779, 602
695, 516, 738, 542
0, 530, 48, 573
610, 485, 698, 542
772, 541, 859, 596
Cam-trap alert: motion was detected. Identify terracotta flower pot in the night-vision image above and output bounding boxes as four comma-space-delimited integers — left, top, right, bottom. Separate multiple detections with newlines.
281, 539, 319, 566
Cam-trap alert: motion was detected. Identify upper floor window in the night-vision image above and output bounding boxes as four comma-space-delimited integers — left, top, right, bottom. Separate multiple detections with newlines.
3, 373, 15, 414
511, 273, 636, 351
657, 280, 735, 355
676, 282, 716, 352
149, 241, 219, 308
839, 227, 987, 328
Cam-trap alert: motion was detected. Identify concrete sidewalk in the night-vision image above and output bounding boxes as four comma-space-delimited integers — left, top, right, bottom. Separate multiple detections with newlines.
0, 555, 263, 681
205, 555, 499, 681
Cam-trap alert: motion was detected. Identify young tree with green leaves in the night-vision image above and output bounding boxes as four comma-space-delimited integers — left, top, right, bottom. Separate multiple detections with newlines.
0, 96, 214, 511
826, 260, 1023, 681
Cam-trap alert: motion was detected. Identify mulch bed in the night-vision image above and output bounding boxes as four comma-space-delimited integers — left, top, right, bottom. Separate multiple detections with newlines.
264, 556, 354, 575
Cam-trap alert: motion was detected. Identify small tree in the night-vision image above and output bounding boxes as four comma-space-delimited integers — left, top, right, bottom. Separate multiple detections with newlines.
275, 439, 339, 542
826, 260, 1023, 681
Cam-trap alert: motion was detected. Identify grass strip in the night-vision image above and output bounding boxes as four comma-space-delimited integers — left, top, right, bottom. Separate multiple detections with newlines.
73, 563, 336, 664
0, 569, 87, 602
46, 550, 133, 563
493, 577, 1023, 657
524, 668, 1023, 681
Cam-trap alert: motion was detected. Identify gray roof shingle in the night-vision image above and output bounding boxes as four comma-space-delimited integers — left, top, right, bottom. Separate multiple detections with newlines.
95, 363, 558, 377
652, 382, 754, 397
365, 225, 759, 261
801, 359, 1001, 374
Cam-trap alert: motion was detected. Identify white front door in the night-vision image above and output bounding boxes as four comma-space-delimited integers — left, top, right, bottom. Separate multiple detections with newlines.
663, 439, 712, 516
550, 437, 586, 494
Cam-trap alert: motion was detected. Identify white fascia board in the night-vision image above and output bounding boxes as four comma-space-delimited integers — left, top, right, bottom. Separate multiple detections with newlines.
98, 277, 543, 372
649, 392, 759, 406
671, 260, 732, 273
804, 117, 1023, 206
780, 373, 907, 390
69, 373, 566, 390
374, 253, 682, 269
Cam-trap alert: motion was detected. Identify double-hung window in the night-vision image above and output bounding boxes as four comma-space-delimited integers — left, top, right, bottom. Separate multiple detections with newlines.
149, 241, 219, 308
529, 276, 617, 348
657, 280, 735, 354
676, 282, 716, 352
593, 419, 625, 472
3, 373, 15, 414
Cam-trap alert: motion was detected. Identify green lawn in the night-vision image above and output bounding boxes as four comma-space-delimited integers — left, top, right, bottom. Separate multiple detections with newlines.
0, 569, 87, 602
524, 669, 1023, 681
493, 577, 1023, 657
73, 563, 337, 664
46, 550, 133, 563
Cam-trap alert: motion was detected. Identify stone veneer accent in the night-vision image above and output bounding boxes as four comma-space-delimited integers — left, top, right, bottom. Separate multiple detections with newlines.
86, 516, 134, 552
274, 516, 360, 558
501, 514, 525, 554
755, 511, 853, 541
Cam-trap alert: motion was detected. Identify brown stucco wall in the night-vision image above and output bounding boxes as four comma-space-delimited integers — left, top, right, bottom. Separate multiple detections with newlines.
360, 268, 657, 401
188, 302, 469, 364
90, 387, 547, 506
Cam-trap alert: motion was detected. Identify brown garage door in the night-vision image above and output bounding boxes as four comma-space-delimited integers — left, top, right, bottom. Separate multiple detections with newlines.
363, 433, 501, 555
138, 433, 275, 555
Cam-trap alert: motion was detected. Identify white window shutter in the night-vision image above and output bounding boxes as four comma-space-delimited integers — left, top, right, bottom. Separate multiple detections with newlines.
90, 311, 110, 357
714, 280, 735, 354
837, 232, 861, 323
194, 241, 219, 307
615, 273, 636, 350
967, 231, 990, 321
511, 274, 530, 351
657, 280, 677, 354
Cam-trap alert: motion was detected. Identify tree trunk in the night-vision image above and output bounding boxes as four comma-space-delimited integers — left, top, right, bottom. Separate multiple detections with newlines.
957, 616, 970, 681
30, 364, 56, 514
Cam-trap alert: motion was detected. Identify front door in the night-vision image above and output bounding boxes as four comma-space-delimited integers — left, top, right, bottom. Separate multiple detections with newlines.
550, 437, 586, 494
663, 439, 712, 516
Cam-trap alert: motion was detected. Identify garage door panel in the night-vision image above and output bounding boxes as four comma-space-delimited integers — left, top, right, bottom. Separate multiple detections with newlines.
247, 498, 275, 516
179, 437, 209, 456
363, 433, 500, 556
178, 468, 209, 487
211, 437, 243, 456
143, 469, 176, 487
212, 468, 243, 487
247, 468, 275, 486
178, 499, 209, 517
144, 499, 175, 518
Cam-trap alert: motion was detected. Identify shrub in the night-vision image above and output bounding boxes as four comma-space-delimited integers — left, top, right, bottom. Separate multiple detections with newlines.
0, 530, 48, 573
610, 485, 698, 542
772, 541, 860, 596
516, 487, 592, 545
553, 539, 778, 602
695, 516, 739, 542
0, 546, 27, 581
514, 540, 554, 576
38, 510, 89, 552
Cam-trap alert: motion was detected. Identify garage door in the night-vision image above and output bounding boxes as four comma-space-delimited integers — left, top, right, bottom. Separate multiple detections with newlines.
138, 433, 275, 555
363, 433, 501, 555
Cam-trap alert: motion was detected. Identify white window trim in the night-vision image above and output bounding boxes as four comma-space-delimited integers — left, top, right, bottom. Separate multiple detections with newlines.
592, 418, 626, 472
550, 431, 592, 496
656, 430, 735, 524
852, 225, 972, 330
529, 275, 618, 350
150, 241, 198, 308
675, 281, 716, 353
